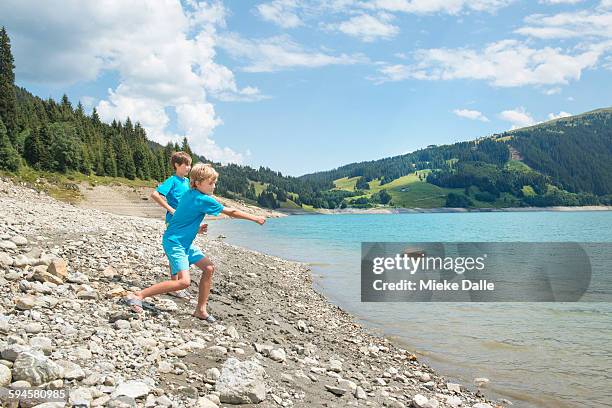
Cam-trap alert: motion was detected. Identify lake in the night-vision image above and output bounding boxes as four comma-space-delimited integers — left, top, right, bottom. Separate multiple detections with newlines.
207, 211, 612, 408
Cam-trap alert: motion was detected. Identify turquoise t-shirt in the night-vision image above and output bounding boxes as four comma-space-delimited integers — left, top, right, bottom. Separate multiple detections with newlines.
156, 175, 190, 223
163, 189, 224, 249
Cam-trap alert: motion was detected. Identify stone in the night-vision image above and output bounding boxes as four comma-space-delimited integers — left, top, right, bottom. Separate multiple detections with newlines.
208, 345, 227, 356
0, 364, 11, 386
69, 387, 94, 407
324, 385, 346, 396
445, 395, 462, 407
12, 351, 62, 386
47, 259, 68, 279
354, 385, 367, 399
14, 255, 34, 267
114, 320, 131, 330
447, 383, 461, 393
57, 360, 86, 380
112, 381, 151, 399
157, 361, 173, 374
10, 236, 28, 246
226, 326, 239, 339
77, 290, 98, 300
196, 396, 219, 407
384, 399, 406, 408
337, 378, 357, 391
0, 252, 13, 267
269, 348, 286, 363
30, 337, 53, 356
107, 396, 137, 408
1, 344, 31, 361
328, 359, 343, 372
206, 367, 221, 381
215, 358, 266, 404
253, 343, 273, 355
32, 266, 64, 285
0, 240, 17, 250
472, 404, 493, 408
25, 322, 44, 334
67, 272, 89, 284
413, 394, 429, 408
474, 378, 490, 387
15, 295, 37, 310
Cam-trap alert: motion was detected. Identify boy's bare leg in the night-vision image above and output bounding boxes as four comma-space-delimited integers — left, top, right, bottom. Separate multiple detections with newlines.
169, 268, 191, 298
194, 257, 215, 319
128, 270, 191, 301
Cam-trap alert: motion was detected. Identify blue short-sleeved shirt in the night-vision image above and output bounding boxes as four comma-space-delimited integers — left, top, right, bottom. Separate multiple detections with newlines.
156, 175, 190, 223
163, 189, 224, 249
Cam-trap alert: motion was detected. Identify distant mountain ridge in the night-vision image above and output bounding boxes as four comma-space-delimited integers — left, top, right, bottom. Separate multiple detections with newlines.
298, 108, 612, 208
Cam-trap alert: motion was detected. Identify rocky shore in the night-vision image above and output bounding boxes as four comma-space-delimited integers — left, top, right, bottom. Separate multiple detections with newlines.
0, 177, 504, 408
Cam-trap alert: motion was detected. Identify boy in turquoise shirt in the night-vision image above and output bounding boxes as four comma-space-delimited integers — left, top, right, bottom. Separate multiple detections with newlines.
151, 151, 192, 225
151, 151, 192, 298
126, 163, 266, 322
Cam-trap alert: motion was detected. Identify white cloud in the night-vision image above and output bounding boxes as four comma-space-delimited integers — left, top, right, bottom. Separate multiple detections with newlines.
544, 87, 562, 95
516, 8, 612, 39
368, 64, 411, 83
539, 0, 584, 4
453, 109, 490, 122
362, 0, 515, 14
218, 33, 367, 72
254, 0, 515, 39
323, 13, 399, 42
0, 0, 262, 164
256, 0, 303, 28
499, 107, 536, 129
373, 40, 607, 87
547, 111, 572, 119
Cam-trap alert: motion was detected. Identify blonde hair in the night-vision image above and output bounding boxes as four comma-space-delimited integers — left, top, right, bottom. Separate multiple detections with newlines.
190, 163, 218, 188
171, 151, 192, 170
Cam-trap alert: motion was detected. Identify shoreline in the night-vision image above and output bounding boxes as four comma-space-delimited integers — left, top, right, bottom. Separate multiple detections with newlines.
0, 177, 503, 407
305, 205, 612, 215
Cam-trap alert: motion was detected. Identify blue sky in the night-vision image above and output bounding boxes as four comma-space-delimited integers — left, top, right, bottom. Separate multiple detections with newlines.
2, 0, 611, 175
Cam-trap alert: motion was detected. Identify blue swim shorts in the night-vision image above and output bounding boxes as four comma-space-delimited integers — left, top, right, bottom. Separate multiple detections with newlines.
163, 240, 205, 275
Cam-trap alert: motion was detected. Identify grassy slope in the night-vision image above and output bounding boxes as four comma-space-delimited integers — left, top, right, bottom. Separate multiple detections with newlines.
1, 167, 157, 204
331, 170, 524, 208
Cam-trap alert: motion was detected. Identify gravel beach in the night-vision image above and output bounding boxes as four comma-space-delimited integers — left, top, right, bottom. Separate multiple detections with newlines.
0, 177, 505, 408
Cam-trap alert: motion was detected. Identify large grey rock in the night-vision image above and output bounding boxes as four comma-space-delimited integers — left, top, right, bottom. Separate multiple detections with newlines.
215, 358, 266, 404
12, 351, 62, 386
0, 364, 11, 386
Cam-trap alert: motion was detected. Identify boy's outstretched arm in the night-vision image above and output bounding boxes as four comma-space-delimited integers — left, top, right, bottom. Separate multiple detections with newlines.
221, 207, 266, 225
150, 191, 175, 214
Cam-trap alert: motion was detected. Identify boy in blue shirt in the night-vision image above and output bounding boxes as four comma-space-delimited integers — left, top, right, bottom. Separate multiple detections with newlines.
126, 163, 266, 322
151, 151, 192, 225
151, 151, 192, 298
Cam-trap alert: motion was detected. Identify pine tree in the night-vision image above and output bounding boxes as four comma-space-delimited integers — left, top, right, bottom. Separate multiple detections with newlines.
24, 127, 46, 169
103, 140, 117, 177
0, 117, 20, 171
0, 27, 18, 143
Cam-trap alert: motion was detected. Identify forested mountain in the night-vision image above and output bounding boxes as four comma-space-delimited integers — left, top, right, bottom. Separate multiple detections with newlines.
300, 108, 612, 208
1, 26, 611, 210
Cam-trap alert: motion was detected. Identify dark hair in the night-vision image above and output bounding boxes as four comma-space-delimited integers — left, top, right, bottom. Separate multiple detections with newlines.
170, 151, 192, 170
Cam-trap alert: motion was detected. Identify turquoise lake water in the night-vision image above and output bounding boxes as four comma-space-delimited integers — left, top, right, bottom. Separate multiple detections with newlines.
207, 211, 612, 408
